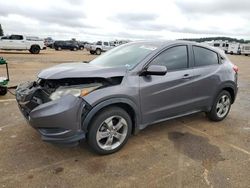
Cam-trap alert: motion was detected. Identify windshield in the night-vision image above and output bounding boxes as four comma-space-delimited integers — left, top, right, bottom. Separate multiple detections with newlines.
89, 43, 158, 69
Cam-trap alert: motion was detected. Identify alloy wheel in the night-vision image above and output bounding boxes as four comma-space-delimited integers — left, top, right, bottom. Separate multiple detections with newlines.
216, 95, 230, 118
96, 116, 128, 151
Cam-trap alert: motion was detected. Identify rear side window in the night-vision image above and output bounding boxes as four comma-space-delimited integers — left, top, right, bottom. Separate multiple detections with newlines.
104, 42, 109, 46
96, 41, 102, 45
151, 45, 188, 71
193, 46, 219, 67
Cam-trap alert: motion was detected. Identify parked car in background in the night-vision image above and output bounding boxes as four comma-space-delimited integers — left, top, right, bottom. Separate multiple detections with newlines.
110, 40, 130, 46
54, 40, 79, 51
44, 37, 54, 48
227, 43, 241, 55
0, 34, 46, 54
77, 41, 86, 50
241, 44, 250, 56
205, 40, 229, 53
85, 41, 114, 55
16, 41, 238, 154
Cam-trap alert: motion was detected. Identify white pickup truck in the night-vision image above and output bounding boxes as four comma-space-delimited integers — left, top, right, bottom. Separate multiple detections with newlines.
0, 35, 46, 54
85, 41, 114, 55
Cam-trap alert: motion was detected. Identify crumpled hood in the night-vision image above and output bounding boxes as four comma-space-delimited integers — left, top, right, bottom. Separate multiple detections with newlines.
38, 62, 127, 79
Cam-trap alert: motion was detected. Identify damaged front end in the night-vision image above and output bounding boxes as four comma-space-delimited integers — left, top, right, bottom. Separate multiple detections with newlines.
15, 77, 109, 145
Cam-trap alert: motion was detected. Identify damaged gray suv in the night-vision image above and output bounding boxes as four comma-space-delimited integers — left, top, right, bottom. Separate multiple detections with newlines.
16, 41, 238, 154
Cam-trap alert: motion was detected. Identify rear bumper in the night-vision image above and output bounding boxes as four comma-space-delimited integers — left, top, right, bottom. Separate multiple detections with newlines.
16, 83, 90, 145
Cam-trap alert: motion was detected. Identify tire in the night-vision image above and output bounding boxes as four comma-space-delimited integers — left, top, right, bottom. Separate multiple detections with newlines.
73, 47, 77, 51
0, 86, 7, 96
90, 50, 95, 55
87, 107, 132, 155
96, 48, 101, 55
80, 47, 84, 50
207, 90, 232, 121
29, 45, 40, 54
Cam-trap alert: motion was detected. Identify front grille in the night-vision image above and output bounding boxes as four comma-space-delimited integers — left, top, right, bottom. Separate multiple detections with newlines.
16, 81, 51, 115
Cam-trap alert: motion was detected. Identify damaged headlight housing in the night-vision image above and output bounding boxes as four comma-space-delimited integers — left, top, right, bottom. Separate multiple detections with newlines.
50, 84, 102, 101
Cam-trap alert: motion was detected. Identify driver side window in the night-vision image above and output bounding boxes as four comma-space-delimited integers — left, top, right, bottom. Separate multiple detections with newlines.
151, 45, 188, 71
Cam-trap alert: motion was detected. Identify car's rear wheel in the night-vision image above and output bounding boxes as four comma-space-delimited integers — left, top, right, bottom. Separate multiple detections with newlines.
80, 47, 84, 50
96, 48, 101, 55
87, 107, 132, 155
57, 47, 62, 51
207, 90, 232, 121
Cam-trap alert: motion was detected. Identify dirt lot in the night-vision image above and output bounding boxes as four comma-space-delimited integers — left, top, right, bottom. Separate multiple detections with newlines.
0, 49, 249, 188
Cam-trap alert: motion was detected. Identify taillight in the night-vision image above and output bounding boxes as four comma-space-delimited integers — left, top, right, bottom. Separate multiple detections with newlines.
233, 65, 239, 73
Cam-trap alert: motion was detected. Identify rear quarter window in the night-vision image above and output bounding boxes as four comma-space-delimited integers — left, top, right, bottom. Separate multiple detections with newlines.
193, 46, 219, 67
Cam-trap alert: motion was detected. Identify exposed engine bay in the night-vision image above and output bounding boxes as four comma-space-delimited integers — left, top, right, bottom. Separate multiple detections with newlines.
16, 76, 123, 115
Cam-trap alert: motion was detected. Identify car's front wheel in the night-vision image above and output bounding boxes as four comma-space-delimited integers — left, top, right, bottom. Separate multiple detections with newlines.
87, 107, 132, 155
207, 90, 232, 121
96, 48, 101, 55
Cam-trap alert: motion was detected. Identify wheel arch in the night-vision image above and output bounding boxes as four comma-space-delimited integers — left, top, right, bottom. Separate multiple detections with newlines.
216, 81, 237, 104
30, 44, 41, 50
223, 87, 235, 103
82, 98, 140, 135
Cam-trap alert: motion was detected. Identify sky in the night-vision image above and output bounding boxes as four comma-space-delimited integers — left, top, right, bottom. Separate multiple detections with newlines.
0, 0, 250, 41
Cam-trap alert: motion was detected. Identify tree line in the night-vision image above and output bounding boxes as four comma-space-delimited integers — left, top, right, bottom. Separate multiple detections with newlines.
181, 36, 250, 43
0, 24, 3, 36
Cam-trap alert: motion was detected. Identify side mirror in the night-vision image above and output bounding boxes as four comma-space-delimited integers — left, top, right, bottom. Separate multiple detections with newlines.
141, 65, 167, 76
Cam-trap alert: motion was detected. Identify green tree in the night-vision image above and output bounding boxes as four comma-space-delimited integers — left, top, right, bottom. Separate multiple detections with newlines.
0, 24, 3, 36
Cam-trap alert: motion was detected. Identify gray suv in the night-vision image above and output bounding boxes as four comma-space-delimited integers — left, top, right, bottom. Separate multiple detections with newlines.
16, 41, 238, 154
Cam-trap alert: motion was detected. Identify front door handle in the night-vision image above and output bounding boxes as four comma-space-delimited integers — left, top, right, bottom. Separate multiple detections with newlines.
182, 74, 193, 80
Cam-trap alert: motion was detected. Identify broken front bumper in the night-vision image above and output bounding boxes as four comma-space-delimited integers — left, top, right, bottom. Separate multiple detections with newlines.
16, 82, 89, 145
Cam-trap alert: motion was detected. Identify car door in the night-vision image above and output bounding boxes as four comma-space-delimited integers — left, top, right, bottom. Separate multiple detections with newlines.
139, 45, 197, 125
9, 35, 26, 49
190, 45, 222, 109
103, 42, 110, 51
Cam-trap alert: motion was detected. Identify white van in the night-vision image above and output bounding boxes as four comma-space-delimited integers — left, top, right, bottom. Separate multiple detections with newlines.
227, 43, 241, 55
241, 44, 250, 56
204, 40, 229, 53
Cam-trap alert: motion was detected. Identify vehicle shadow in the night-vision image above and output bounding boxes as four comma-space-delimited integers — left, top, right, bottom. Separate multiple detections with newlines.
0, 51, 47, 55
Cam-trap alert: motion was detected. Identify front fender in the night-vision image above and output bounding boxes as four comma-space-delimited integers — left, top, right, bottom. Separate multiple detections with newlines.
82, 97, 141, 134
